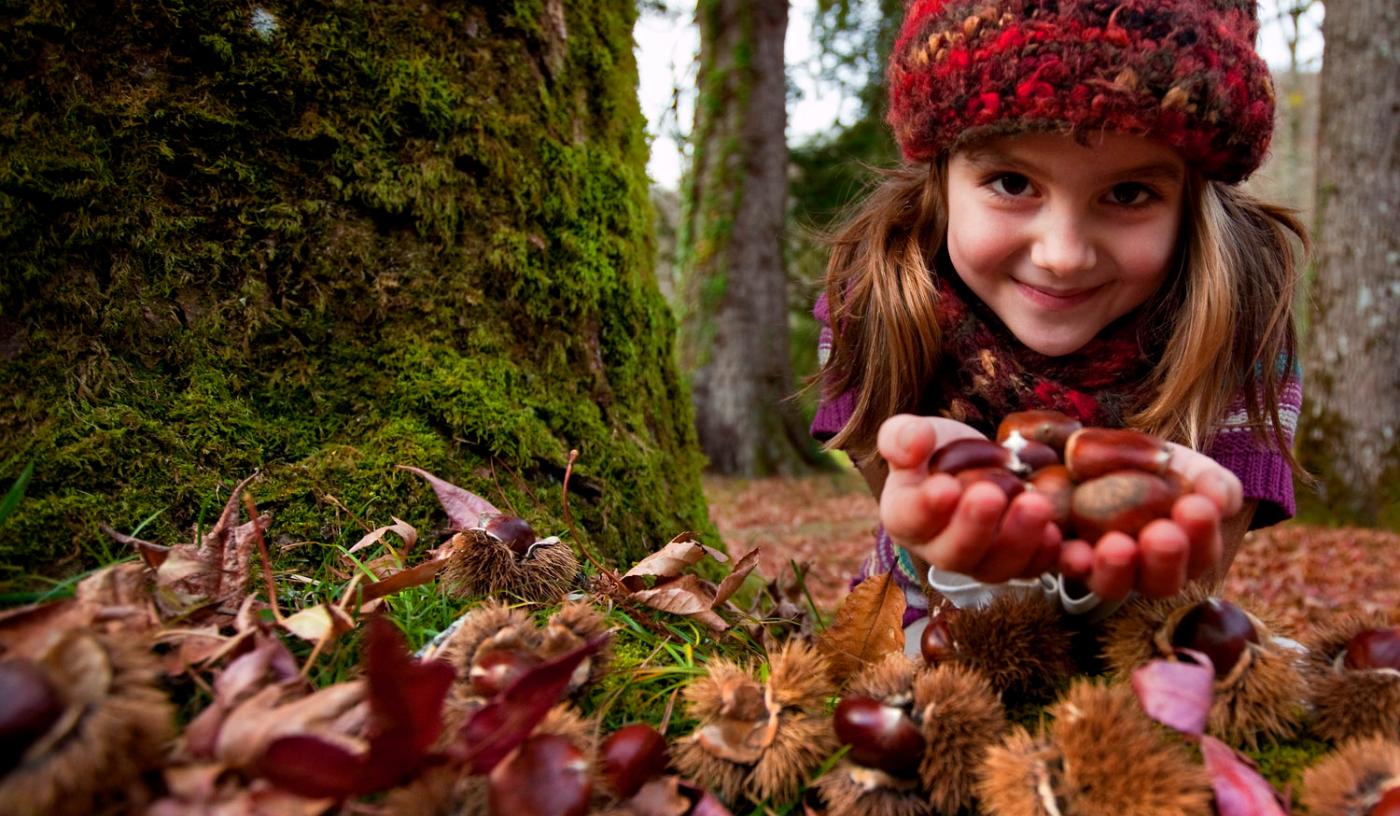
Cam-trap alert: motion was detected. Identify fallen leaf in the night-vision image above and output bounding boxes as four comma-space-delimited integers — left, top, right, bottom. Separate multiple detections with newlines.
621, 534, 727, 590
1201, 735, 1289, 816
398, 465, 500, 530
219, 683, 367, 769
631, 776, 734, 816
280, 603, 355, 643
629, 575, 730, 631
711, 548, 760, 607
816, 571, 906, 683
346, 517, 419, 556
359, 558, 446, 605
1131, 654, 1214, 737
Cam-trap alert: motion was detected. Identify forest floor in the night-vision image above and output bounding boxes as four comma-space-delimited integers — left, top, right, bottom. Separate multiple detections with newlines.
702, 470, 1400, 634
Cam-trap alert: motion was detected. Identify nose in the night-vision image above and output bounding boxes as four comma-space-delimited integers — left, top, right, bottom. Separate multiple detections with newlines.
1029, 206, 1097, 278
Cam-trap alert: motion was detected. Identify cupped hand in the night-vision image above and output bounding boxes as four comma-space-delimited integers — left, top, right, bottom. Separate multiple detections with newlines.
877, 414, 1063, 584
1058, 442, 1243, 601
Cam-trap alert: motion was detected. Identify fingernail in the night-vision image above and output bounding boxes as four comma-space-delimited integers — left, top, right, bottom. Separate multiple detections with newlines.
897, 418, 923, 451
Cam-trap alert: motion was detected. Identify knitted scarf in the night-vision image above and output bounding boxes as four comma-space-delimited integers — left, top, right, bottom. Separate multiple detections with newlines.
920, 263, 1163, 436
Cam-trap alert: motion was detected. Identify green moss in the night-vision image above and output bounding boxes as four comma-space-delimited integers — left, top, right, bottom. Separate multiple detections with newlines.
1244, 735, 1331, 792
0, 0, 713, 586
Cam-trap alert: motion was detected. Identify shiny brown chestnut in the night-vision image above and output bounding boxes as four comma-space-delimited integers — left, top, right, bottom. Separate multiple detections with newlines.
601, 723, 671, 799
1069, 470, 1179, 542
1170, 598, 1260, 679
833, 696, 926, 777
955, 467, 1026, 499
488, 734, 592, 816
1343, 627, 1400, 672
1006, 438, 1060, 473
1063, 428, 1172, 482
484, 514, 538, 556
1374, 785, 1400, 816
930, 439, 1010, 474
920, 616, 954, 665
1027, 464, 1073, 527
0, 659, 64, 773
469, 648, 543, 697
996, 410, 1083, 454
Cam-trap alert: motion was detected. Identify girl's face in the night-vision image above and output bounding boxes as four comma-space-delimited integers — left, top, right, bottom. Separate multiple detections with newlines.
945, 132, 1187, 357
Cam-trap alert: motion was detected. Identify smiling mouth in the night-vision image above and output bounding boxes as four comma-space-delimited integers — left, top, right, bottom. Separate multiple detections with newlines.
1015, 281, 1102, 309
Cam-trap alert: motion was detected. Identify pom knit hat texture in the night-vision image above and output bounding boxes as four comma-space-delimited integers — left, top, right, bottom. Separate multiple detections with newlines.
888, 0, 1275, 182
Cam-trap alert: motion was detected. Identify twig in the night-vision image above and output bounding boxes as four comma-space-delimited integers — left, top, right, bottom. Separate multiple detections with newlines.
561, 448, 617, 585
245, 494, 284, 625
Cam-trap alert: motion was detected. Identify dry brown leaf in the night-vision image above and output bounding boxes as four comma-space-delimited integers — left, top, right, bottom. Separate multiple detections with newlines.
816, 571, 906, 683
630, 575, 730, 631
621, 534, 727, 589
711, 548, 760, 607
359, 558, 446, 605
346, 517, 419, 557
280, 604, 355, 643
215, 682, 368, 769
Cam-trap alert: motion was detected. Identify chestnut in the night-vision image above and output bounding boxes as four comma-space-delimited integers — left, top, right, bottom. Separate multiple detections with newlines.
0, 659, 64, 773
955, 467, 1026, 499
920, 616, 954, 665
469, 648, 543, 697
930, 439, 1010, 475
1004, 437, 1059, 473
1342, 627, 1400, 672
1063, 428, 1171, 482
996, 410, 1083, 454
1027, 464, 1073, 527
1069, 471, 1179, 542
488, 734, 592, 816
484, 514, 537, 556
833, 696, 926, 777
601, 723, 670, 798
1170, 598, 1259, 679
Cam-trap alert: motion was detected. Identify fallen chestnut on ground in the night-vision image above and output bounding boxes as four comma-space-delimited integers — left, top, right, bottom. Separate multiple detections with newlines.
0, 660, 64, 774
1170, 598, 1260, 679
920, 616, 955, 665
832, 696, 926, 778
1344, 627, 1400, 672
469, 648, 543, 698
488, 733, 592, 816
601, 723, 671, 799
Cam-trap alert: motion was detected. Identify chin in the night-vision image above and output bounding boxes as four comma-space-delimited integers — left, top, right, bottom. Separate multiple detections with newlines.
1015, 332, 1091, 358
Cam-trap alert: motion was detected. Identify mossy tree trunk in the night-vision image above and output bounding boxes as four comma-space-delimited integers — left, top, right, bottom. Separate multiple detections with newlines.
1298, 0, 1400, 526
0, 0, 713, 580
678, 0, 815, 476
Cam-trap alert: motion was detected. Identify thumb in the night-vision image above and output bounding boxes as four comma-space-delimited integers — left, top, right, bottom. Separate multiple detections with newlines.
877, 414, 940, 472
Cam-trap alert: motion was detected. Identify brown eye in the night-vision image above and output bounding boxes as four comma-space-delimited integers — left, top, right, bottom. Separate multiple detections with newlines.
1109, 182, 1151, 205
992, 173, 1030, 196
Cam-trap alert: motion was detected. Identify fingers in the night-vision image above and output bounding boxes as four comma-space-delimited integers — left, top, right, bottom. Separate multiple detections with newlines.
906, 481, 1008, 574
1137, 518, 1189, 598
878, 414, 941, 473
1087, 532, 1137, 601
881, 472, 962, 545
970, 492, 1056, 584
1173, 493, 1223, 580
1059, 539, 1095, 582
1166, 442, 1242, 516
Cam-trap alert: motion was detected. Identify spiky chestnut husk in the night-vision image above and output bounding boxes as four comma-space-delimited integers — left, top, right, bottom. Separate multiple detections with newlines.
0, 630, 176, 816
847, 651, 919, 702
438, 601, 545, 733
440, 528, 579, 603
946, 593, 1075, 703
976, 682, 1212, 816
1102, 588, 1306, 748
673, 644, 837, 807
914, 663, 1008, 813
814, 763, 933, 816
1303, 614, 1400, 742
1301, 736, 1400, 816
541, 600, 613, 692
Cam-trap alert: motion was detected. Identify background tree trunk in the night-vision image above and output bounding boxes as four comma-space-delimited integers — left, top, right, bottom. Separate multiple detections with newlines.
0, 0, 712, 578
1299, 0, 1400, 525
679, 0, 816, 476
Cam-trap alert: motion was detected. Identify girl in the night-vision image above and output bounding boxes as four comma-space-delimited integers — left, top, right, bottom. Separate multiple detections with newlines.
811, 0, 1305, 624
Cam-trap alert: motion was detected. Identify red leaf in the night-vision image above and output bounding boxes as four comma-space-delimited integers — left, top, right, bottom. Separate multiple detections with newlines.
1201, 736, 1289, 816
364, 616, 456, 757
257, 734, 367, 800
455, 633, 608, 774
1130, 656, 1213, 737
398, 466, 499, 530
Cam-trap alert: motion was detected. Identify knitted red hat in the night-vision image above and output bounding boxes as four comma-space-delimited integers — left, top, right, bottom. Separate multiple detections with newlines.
888, 0, 1274, 182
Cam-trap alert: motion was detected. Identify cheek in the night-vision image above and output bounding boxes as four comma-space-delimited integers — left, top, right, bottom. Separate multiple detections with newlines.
1116, 222, 1179, 287
946, 209, 1017, 278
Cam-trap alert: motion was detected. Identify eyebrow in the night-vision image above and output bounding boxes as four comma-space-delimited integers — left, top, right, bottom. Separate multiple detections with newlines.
962, 147, 1185, 184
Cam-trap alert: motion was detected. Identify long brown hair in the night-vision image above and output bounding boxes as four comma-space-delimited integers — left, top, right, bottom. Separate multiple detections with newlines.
817, 159, 1308, 471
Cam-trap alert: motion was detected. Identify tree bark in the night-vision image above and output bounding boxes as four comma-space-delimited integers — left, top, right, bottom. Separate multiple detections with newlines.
0, 0, 712, 576
680, 0, 815, 476
1299, 0, 1400, 524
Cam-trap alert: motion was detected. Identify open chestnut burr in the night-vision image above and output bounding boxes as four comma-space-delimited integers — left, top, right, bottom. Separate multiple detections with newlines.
1102, 589, 1307, 748
440, 512, 580, 603
1301, 735, 1400, 816
1301, 615, 1400, 742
